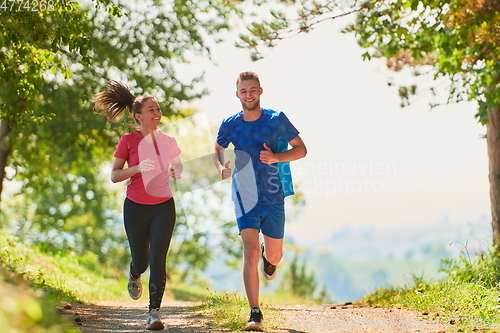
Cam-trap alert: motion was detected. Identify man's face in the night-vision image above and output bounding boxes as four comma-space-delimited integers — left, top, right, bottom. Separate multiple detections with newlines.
236, 79, 262, 111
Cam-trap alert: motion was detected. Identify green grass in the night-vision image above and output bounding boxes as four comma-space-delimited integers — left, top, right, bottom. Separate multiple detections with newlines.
0, 228, 109, 333
0, 271, 81, 333
0, 229, 126, 304
0, 229, 212, 332
359, 249, 500, 333
9, 223, 500, 333
195, 292, 285, 332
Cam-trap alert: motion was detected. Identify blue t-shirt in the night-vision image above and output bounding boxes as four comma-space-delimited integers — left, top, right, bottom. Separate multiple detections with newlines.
216, 108, 299, 207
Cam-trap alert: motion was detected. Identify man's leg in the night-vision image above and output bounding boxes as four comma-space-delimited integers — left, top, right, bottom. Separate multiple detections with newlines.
240, 228, 261, 309
262, 235, 284, 266
260, 201, 285, 279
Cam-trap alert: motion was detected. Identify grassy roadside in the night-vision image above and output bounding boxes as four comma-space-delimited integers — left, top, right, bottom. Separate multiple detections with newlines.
0, 230, 126, 304
0, 229, 210, 332
195, 292, 285, 331
196, 249, 500, 333
0, 228, 130, 333
6, 224, 500, 333
195, 289, 322, 331
358, 250, 500, 333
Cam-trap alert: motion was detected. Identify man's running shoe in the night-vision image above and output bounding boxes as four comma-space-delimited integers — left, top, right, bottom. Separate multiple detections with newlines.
260, 242, 277, 281
128, 274, 142, 300
245, 308, 263, 331
146, 308, 164, 330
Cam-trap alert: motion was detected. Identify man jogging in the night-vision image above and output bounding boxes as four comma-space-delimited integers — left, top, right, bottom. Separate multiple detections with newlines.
212, 72, 307, 331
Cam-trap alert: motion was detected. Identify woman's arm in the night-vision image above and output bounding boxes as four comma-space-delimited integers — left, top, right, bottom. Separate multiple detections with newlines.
111, 157, 154, 183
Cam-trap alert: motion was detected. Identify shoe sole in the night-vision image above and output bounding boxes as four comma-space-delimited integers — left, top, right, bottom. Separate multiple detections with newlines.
146, 319, 164, 330
260, 242, 276, 281
128, 278, 142, 300
245, 322, 263, 331
128, 289, 142, 300
128, 292, 142, 300
260, 262, 276, 281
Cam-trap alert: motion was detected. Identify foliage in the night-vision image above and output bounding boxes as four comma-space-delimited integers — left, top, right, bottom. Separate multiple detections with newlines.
1, 0, 243, 266
0, 224, 214, 333
0, 228, 125, 303
0, 269, 80, 333
362, 280, 500, 332
196, 292, 249, 331
361, 248, 500, 332
0, 0, 92, 127
279, 252, 332, 304
5, 82, 130, 268
439, 245, 500, 289
343, 0, 500, 122
196, 292, 284, 331
237, 0, 500, 123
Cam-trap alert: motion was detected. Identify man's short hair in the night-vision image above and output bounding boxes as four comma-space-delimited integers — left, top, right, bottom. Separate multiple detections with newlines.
237, 71, 260, 86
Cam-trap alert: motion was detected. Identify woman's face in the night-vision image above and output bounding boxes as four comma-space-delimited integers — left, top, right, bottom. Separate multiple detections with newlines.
135, 98, 162, 128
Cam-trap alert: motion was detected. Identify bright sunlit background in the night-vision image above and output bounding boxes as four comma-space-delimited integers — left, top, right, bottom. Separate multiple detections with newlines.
176, 16, 491, 300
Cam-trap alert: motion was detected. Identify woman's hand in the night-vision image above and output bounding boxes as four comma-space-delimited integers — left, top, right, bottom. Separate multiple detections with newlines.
137, 158, 155, 172
170, 165, 182, 180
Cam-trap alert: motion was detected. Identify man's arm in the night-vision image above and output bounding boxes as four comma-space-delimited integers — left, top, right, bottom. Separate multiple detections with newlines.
212, 143, 232, 179
260, 135, 307, 164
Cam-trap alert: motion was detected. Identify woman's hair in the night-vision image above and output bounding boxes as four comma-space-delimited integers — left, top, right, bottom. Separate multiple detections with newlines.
94, 80, 157, 124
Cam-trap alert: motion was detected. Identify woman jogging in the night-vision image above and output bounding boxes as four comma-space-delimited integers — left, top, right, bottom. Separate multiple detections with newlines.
95, 80, 183, 330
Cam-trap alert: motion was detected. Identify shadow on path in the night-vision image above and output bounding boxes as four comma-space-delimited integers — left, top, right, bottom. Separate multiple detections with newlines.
65, 301, 211, 333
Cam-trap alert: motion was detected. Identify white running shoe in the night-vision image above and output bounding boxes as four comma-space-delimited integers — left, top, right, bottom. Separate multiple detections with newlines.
146, 308, 164, 330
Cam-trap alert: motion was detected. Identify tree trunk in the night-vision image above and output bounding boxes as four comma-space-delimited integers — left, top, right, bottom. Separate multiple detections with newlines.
0, 120, 13, 211
487, 106, 500, 247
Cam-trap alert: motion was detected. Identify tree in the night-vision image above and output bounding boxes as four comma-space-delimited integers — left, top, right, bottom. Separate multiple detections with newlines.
1, 0, 243, 264
237, 0, 500, 246
0, 0, 97, 202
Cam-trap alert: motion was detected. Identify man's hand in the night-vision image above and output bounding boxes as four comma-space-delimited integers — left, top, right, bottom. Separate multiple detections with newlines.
260, 143, 279, 164
221, 160, 232, 180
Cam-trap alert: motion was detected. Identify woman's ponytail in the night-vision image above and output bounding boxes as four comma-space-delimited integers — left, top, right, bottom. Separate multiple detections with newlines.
94, 80, 136, 122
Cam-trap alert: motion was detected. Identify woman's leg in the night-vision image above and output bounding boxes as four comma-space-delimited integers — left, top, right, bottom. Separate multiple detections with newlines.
123, 198, 151, 277
148, 198, 176, 310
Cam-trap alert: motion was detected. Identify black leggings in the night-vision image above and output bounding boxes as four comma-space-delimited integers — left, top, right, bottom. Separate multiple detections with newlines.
123, 198, 176, 310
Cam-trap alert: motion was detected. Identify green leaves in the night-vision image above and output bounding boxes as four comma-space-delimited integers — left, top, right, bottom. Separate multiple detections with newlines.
0, 0, 90, 127
239, 0, 500, 122
1, 0, 250, 269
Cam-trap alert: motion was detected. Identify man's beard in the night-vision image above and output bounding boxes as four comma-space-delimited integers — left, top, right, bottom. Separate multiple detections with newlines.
242, 100, 259, 111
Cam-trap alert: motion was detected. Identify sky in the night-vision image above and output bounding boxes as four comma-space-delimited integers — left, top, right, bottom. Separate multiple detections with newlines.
176, 15, 491, 245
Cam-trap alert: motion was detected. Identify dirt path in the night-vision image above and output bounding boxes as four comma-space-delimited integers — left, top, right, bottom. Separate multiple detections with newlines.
61, 301, 449, 333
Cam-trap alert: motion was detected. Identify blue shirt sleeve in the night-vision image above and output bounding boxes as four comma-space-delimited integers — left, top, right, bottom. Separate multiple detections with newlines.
216, 120, 230, 148
278, 112, 300, 142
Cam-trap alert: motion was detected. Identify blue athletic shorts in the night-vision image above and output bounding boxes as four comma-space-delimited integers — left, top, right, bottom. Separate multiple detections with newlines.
236, 201, 285, 239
